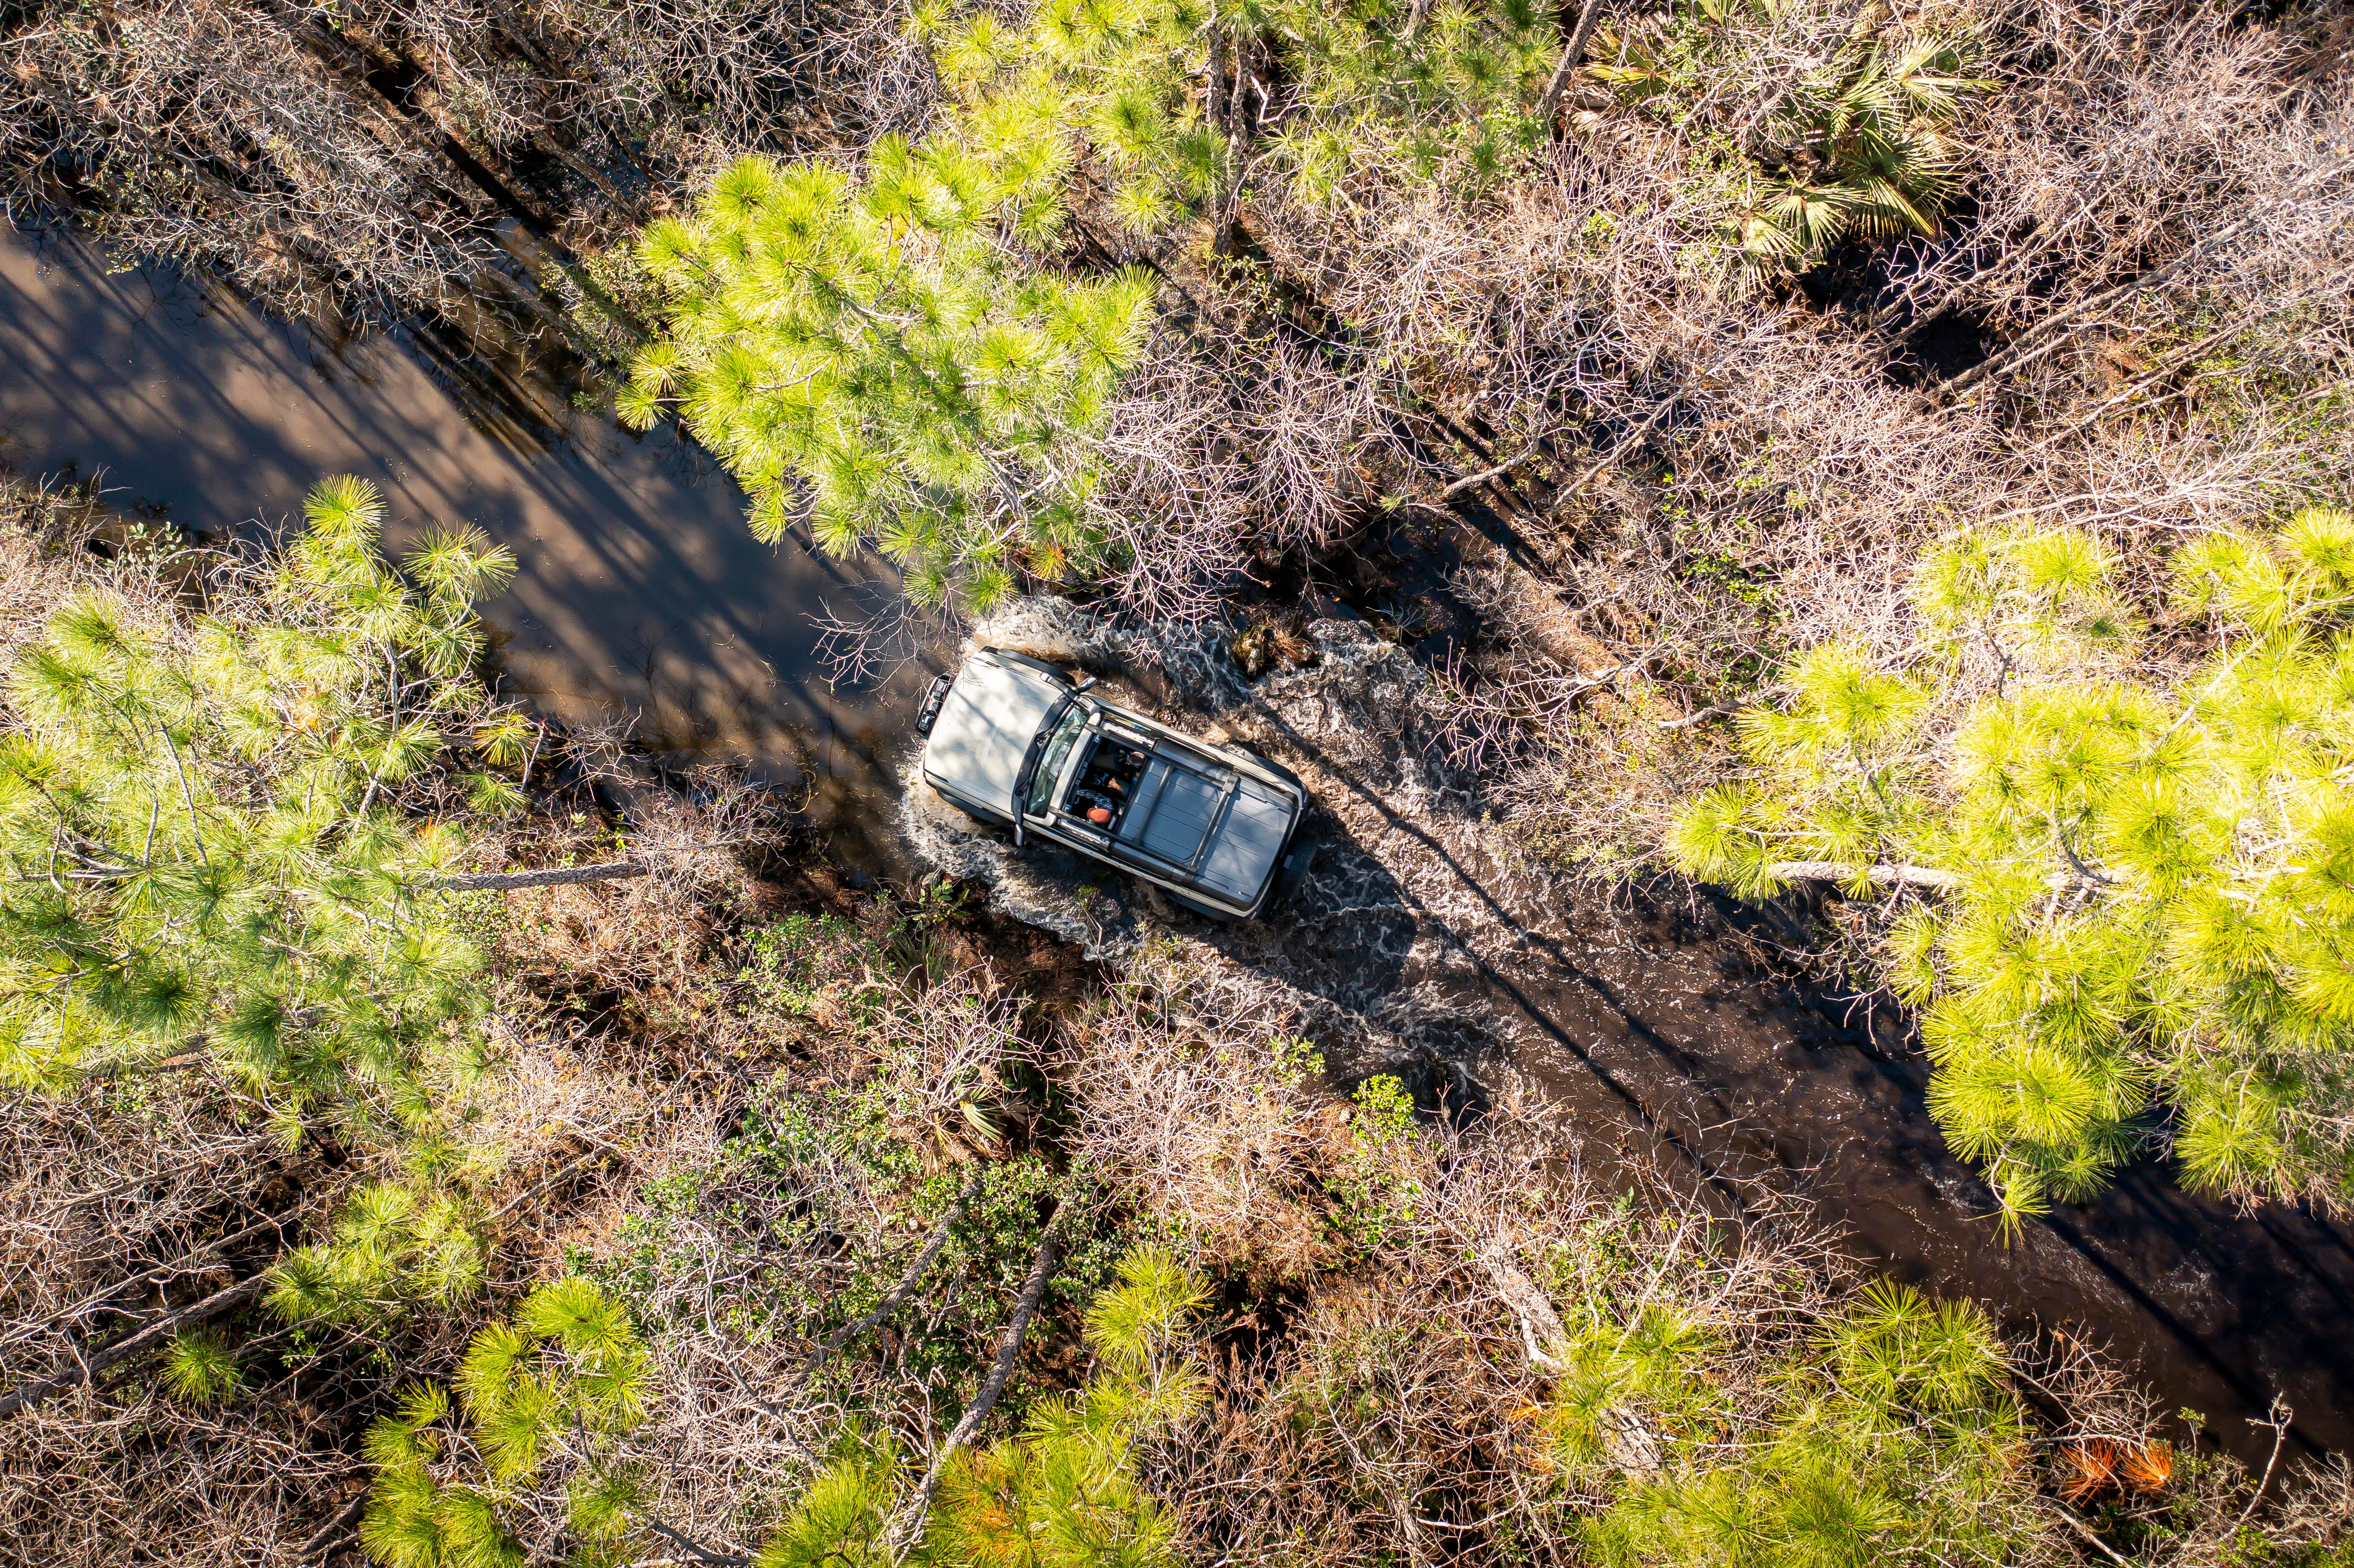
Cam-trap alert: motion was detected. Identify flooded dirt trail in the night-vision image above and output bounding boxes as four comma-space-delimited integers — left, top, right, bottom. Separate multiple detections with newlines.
9, 218, 2351, 1465
0, 225, 935, 861
913, 600, 2354, 1465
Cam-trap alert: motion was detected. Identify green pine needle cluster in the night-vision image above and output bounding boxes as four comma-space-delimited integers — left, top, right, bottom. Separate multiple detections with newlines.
1669, 512, 2354, 1223
161, 1326, 243, 1405
925, 0, 1573, 221
359, 1277, 652, 1568
0, 475, 516, 1105
357, 1248, 1205, 1568
269, 1178, 488, 1326
920, 0, 1225, 235
754, 1450, 898, 1568
923, 1244, 1206, 1568
1276, 0, 1566, 197
924, 1244, 1206, 1568
618, 149, 1153, 610
1576, 1281, 2039, 1565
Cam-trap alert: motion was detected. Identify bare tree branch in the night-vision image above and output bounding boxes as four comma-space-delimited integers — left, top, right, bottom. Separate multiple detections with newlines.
0, 1273, 268, 1420
905, 1218, 1065, 1532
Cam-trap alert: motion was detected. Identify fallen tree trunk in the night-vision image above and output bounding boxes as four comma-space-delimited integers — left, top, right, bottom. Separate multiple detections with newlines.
0, 1272, 268, 1419
1768, 860, 1960, 890
1536, 0, 1611, 127
906, 1219, 1065, 1527
804, 1177, 980, 1382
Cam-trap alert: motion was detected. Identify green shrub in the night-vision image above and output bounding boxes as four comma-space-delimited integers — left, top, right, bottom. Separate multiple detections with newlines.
1326, 1073, 1427, 1256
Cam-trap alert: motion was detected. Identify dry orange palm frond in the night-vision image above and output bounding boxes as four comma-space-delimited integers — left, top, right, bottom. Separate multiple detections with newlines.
2058, 1440, 2119, 1503
2119, 1441, 2174, 1493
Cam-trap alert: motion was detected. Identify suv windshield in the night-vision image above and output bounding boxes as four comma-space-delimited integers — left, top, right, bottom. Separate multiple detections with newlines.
1026, 704, 1089, 817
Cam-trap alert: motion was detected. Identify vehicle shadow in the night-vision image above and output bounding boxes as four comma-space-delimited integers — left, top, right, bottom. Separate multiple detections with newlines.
1155, 804, 1505, 1118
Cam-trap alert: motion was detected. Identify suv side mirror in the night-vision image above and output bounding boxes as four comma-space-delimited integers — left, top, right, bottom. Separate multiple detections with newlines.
1073, 676, 1098, 692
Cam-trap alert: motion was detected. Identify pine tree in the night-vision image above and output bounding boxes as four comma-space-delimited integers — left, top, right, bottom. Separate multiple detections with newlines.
0, 475, 516, 1108
355, 1248, 1208, 1568
359, 1276, 654, 1568
1669, 513, 2354, 1223
1576, 1281, 2043, 1566
925, 1244, 1206, 1568
0, 476, 604, 1412
920, 0, 1563, 221
617, 151, 1154, 611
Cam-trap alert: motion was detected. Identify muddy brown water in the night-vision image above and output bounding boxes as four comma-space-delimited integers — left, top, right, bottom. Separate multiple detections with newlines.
1439, 885, 2354, 1465
10, 224, 2352, 1468
0, 224, 938, 868
1299, 758, 2354, 1466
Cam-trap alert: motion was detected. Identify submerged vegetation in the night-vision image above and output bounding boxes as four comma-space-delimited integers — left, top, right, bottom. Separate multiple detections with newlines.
5, 0, 2354, 1556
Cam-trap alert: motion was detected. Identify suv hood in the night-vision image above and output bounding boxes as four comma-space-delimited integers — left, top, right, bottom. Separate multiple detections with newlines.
921, 651, 1067, 814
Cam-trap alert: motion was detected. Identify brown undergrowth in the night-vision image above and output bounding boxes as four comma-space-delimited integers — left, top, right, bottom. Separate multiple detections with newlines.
9, 735, 2352, 1560
1135, 0, 2354, 878
6, 470, 2352, 1561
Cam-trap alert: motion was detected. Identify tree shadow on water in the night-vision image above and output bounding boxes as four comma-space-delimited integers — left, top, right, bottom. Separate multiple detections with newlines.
1641, 890, 2354, 1464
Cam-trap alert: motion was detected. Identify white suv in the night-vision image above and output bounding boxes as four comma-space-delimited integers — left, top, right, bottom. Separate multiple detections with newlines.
917, 648, 1315, 921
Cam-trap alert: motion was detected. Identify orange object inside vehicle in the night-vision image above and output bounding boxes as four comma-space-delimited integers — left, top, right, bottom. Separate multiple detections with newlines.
1087, 806, 1113, 824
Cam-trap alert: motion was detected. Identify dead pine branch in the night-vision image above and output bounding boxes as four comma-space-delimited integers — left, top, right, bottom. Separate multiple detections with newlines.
0, 1273, 268, 1419
803, 1177, 981, 1383
296, 1491, 372, 1560
2233, 1397, 2296, 1536
1937, 155, 2354, 403
1766, 860, 1960, 891
435, 860, 649, 892
902, 1216, 1067, 1542
1536, 0, 1610, 128
644, 1520, 752, 1567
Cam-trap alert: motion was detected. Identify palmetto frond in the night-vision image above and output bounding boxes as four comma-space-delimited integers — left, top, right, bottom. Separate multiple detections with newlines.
1718, 28, 1986, 267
